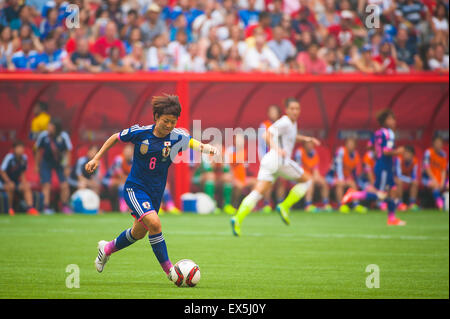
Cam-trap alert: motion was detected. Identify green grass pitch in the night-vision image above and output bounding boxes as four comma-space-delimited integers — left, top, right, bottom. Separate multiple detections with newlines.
0, 210, 448, 299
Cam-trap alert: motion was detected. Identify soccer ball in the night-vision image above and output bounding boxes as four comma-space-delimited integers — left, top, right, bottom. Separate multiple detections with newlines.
170, 259, 201, 287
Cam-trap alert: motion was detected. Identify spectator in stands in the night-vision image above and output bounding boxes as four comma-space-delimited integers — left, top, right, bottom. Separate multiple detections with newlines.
187, 42, 206, 72
123, 26, 142, 55
221, 24, 247, 58
243, 33, 280, 72
291, 2, 318, 36
316, 0, 341, 38
0, 140, 39, 216
267, 0, 282, 27
192, 0, 223, 40
146, 33, 170, 71
92, 21, 125, 65
295, 30, 313, 53
238, 0, 260, 27
2, 0, 24, 28
428, 43, 449, 71
295, 140, 332, 213
396, 0, 431, 39
297, 42, 328, 74
430, 2, 449, 47
169, 11, 193, 43
120, 9, 139, 44
39, 7, 61, 40
267, 25, 296, 64
97, 0, 124, 29
245, 11, 272, 41
395, 28, 419, 68
101, 45, 126, 72
0, 25, 15, 69
13, 5, 39, 35
167, 28, 190, 71
34, 33, 68, 72
18, 21, 41, 45
30, 101, 51, 140
102, 143, 133, 212
8, 37, 38, 70
41, 0, 69, 25
422, 136, 448, 210
67, 37, 101, 73
35, 117, 72, 214
223, 43, 243, 72
373, 40, 398, 74
328, 9, 366, 48
353, 44, 382, 73
122, 40, 145, 71
395, 145, 420, 211
68, 145, 101, 194
205, 41, 224, 71
140, 3, 167, 48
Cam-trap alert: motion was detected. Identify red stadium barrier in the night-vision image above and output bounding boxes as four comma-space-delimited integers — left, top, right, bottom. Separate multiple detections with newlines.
0, 72, 448, 207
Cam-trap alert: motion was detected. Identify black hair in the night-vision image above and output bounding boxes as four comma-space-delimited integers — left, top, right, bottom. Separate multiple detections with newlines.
284, 97, 298, 108
259, 11, 270, 21
37, 101, 48, 112
376, 109, 395, 127
432, 135, 443, 143
152, 94, 181, 120
13, 140, 25, 148
404, 145, 415, 155
50, 117, 63, 137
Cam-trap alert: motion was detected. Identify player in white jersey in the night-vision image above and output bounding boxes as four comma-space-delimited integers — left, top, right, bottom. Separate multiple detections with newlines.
230, 98, 320, 236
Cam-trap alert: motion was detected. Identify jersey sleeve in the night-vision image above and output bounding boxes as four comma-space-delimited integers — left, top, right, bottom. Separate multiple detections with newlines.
0, 153, 13, 172
61, 131, 73, 151
118, 124, 152, 144
170, 128, 192, 155
35, 131, 47, 149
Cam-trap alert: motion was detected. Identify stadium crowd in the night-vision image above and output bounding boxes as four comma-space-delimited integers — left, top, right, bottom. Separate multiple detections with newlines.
0, 101, 448, 216
0, 0, 449, 73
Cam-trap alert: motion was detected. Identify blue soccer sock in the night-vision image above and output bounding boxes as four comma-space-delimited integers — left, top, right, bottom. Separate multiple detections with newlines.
387, 198, 397, 220
432, 189, 441, 201
149, 232, 173, 274
105, 228, 137, 255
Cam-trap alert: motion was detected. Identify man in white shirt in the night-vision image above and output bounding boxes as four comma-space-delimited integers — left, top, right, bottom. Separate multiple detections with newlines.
231, 98, 321, 236
243, 34, 281, 72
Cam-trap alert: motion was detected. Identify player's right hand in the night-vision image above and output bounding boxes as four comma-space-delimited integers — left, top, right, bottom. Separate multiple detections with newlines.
85, 159, 99, 174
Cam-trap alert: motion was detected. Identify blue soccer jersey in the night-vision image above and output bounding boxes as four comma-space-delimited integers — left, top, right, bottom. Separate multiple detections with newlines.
35, 130, 73, 166
0, 153, 27, 184
373, 128, 396, 190
118, 124, 191, 218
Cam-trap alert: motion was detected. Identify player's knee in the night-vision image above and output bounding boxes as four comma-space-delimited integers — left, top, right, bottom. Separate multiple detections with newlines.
144, 214, 162, 234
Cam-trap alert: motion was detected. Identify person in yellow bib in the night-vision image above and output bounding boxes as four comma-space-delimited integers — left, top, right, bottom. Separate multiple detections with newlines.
30, 102, 51, 141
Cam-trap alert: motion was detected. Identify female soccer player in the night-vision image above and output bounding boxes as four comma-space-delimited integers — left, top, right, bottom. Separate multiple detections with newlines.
230, 97, 320, 236
341, 109, 406, 226
85, 94, 218, 281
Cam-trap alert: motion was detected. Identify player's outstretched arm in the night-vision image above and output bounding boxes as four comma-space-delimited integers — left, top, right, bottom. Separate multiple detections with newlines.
189, 138, 219, 156
85, 133, 120, 174
296, 135, 321, 146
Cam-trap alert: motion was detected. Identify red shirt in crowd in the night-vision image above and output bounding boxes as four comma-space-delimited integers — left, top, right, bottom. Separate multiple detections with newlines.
91, 36, 125, 58
373, 55, 397, 73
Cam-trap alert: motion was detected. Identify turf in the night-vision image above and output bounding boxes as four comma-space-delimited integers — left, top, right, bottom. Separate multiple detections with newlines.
0, 210, 448, 299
